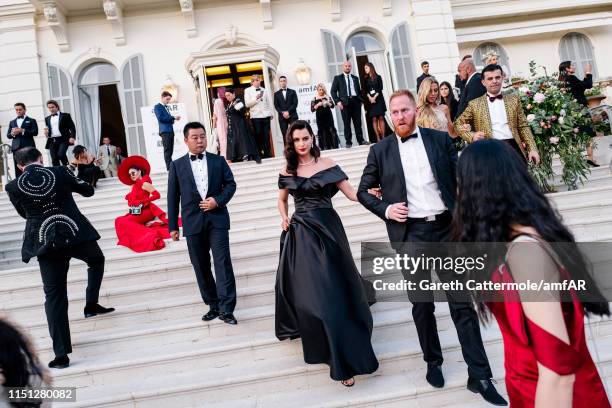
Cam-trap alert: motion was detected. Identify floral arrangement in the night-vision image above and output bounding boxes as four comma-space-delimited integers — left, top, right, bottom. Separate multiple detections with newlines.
516, 61, 595, 191
585, 86, 604, 97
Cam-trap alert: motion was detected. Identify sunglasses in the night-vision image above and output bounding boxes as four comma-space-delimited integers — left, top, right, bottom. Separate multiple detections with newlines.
128, 171, 140, 176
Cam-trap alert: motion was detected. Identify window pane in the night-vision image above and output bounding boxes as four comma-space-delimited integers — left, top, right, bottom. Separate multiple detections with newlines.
123, 62, 132, 89
134, 90, 143, 122
125, 91, 135, 124
59, 70, 69, 96
128, 126, 137, 155
131, 57, 141, 88
49, 66, 60, 98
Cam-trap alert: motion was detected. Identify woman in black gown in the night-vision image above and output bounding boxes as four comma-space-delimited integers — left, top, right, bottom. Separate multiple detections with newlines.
275, 120, 379, 386
363, 63, 387, 142
70, 145, 101, 187
224, 88, 261, 164
310, 83, 339, 150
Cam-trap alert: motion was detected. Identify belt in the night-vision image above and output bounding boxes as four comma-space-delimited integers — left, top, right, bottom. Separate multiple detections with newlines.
406, 211, 451, 223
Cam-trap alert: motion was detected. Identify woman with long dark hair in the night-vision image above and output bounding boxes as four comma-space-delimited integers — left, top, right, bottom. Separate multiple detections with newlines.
558, 60, 599, 167
224, 88, 261, 164
453, 139, 609, 407
275, 120, 379, 387
363, 63, 387, 142
70, 145, 101, 187
0, 318, 51, 407
439, 81, 458, 121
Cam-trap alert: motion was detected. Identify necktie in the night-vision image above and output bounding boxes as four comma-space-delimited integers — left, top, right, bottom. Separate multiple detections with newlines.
107, 146, 111, 155
488, 94, 503, 102
400, 133, 418, 143
190, 153, 204, 161
346, 75, 351, 97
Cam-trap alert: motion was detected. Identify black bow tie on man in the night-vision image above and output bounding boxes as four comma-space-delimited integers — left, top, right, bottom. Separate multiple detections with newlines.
17, 116, 24, 119
488, 94, 503, 102
190, 153, 204, 161
400, 133, 418, 143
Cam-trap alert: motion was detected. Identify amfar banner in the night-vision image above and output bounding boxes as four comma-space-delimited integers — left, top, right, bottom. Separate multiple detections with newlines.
141, 103, 189, 172
295, 83, 339, 135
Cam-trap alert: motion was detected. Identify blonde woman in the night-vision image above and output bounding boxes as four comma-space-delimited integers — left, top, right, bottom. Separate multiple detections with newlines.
310, 83, 339, 150
484, 51, 499, 66
416, 77, 458, 138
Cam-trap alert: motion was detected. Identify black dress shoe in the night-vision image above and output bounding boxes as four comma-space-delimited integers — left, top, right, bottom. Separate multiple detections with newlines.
202, 309, 220, 321
84, 303, 115, 318
48, 355, 70, 369
467, 377, 508, 406
359, 141, 370, 146
219, 312, 237, 325
345, 143, 352, 148
587, 159, 601, 167
426, 363, 444, 388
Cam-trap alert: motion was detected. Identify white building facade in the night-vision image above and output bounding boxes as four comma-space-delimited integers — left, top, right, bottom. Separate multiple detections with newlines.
1, 0, 610, 165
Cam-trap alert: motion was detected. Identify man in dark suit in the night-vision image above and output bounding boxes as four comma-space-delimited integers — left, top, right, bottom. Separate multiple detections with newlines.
456, 58, 486, 117
273, 75, 299, 139
154, 91, 181, 171
44, 99, 76, 166
416, 60, 431, 93
357, 90, 507, 406
168, 122, 238, 325
330, 60, 368, 147
454, 55, 472, 99
6, 102, 38, 177
6, 147, 114, 369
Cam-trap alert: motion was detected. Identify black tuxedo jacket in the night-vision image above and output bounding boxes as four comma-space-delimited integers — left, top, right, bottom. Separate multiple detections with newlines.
6, 165, 100, 262
416, 73, 431, 92
330, 73, 363, 105
357, 127, 457, 244
456, 73, 486, 117
273, 88, 299, 120
44, 112, 76, 148
6, 116, 38, 151
167, 152, 237, 236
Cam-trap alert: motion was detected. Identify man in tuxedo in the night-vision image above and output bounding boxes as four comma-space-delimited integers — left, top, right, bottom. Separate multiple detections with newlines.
273, 75, 299, 139
6, 102, 38, 177
245, 75, 273, 158
167, 122, 238, 325
416, 61, 431, 93
154, 91, 181, 171
331, 61, 368, 147
6, 147, 114, 369
357, 90, 507, 406
456, 58, 486, 117
44, 100, 76, 166
455, 64, 540, 166
97, 136, 119, 177
455, 55, 472, 98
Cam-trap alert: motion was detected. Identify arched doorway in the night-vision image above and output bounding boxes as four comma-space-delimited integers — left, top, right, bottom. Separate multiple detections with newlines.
77, 62, 127, 155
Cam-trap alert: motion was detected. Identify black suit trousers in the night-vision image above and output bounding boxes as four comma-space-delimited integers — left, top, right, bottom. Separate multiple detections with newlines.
341, 97, 364, 145
402, 218, 492, 380
37, 240, 105, 357
186, 226, 236, 313
160, 132, 174, 171
278, 116, 296, 141
49, 139, 69, 166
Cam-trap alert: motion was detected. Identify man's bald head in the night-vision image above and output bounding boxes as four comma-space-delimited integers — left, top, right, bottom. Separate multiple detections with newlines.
458, 58, 476, 81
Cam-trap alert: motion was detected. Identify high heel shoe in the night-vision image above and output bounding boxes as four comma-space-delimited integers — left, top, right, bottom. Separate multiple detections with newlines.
340, 378, 355, 387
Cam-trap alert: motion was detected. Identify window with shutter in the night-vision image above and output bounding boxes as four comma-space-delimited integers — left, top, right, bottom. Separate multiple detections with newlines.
47, 64, 73, 113
559, 33, 598, 79
120, 54, 147, 156
473, 42, 511, 77
389, 23, 416, 90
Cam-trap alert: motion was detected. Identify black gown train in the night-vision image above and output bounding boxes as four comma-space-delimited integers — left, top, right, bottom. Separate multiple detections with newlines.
275, 165, 379, 381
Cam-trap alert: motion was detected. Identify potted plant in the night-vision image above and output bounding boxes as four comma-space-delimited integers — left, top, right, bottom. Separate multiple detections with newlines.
585, 86, 606, 108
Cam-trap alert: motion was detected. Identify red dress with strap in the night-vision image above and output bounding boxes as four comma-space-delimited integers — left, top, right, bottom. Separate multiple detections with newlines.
488, 263, 610, 407
115, 175, 171, 252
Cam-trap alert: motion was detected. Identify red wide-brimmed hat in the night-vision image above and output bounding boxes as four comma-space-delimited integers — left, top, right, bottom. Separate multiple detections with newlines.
118, 155, 151, 185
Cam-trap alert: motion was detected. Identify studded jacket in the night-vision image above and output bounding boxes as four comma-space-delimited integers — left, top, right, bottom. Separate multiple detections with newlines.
6, 164, 100, 262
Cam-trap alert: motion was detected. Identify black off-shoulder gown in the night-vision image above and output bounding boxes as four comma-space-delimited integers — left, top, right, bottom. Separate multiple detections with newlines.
275, 165, 379, 381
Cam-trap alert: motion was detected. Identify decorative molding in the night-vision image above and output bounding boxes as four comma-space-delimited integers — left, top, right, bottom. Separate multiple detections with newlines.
41, 2, 70, 52
179, 0, 197, 38
87, 45, 102, 58
330, 0, 341, 21
224, 25, 238, 46
382, 0, 392, 16
103, 0, 126, 46
260, 0, 272, 29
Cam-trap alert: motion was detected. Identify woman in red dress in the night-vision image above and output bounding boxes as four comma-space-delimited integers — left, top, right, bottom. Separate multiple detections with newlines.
453, 140, 610, 408
115, 156, 171, 252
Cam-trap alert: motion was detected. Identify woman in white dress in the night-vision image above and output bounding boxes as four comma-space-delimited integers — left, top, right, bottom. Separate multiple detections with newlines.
416, 77, 458, 138
211, 87, 229, 160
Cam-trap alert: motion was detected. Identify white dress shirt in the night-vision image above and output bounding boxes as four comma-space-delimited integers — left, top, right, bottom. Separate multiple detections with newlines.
244, 86, 273, 118
487, 93, 513, 140
50, 113, 61, 137
385, 128, 447, 219
189, 153, 209, 199
16, 117, 25, 128
281, 88, 287, 99
344, 73, 356, 97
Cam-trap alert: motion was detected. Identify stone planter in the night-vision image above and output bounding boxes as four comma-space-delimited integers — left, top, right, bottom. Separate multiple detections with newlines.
587, 95, 606, 108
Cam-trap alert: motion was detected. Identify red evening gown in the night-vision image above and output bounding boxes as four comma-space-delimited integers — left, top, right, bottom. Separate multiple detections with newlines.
115, 175, 171, 252
488, 263, 610, 408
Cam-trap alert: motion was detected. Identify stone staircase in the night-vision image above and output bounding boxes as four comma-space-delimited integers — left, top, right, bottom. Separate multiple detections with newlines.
0, 144, 611, 407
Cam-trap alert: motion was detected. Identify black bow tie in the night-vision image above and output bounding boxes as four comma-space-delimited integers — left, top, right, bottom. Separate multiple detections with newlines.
488, 94, 503, 102
51, 113, 58, 116
400, 133, 418, 143
17, 116, 24, 119
190, 153, 204, 161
